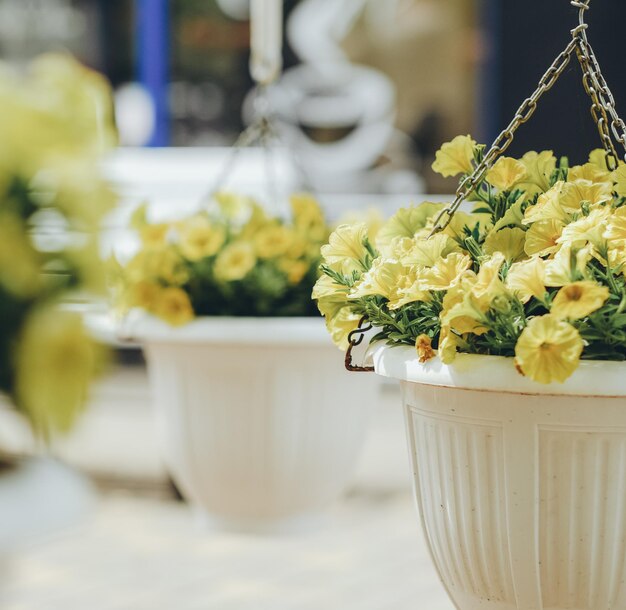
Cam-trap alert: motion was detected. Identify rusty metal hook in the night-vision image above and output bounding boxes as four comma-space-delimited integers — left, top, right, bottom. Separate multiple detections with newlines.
344, 317, 375, 372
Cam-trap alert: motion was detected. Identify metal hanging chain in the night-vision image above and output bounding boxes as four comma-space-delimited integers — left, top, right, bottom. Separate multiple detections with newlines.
429, 0, 626, 236
345, 317, 375, 372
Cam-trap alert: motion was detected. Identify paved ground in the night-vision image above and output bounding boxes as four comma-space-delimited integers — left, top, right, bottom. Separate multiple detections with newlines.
3, 488, 454, 610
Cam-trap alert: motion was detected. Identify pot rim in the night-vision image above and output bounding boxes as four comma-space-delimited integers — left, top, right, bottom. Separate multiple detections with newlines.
371, 344, 626, 398
88, 311, 333, 346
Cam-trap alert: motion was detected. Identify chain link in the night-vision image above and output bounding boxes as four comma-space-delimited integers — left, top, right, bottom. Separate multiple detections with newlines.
429, 0, 626, 236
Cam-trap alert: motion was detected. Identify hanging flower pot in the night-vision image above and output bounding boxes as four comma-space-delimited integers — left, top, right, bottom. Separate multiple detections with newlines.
313, 1, 626, 605
110, 194, 381, 528
125, 315, 377, 528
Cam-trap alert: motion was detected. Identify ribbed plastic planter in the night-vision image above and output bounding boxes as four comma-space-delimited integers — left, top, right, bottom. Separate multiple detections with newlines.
373, 344, 626, 610
129, 316, 377, 529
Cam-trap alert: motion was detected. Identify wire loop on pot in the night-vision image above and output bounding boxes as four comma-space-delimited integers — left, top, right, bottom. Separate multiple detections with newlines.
345, 317, 375, 372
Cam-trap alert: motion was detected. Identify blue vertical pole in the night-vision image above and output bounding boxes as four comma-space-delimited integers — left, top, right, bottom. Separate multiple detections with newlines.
136, 0, 170, 146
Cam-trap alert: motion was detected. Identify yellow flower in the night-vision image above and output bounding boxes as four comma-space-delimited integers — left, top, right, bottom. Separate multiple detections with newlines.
415, 334, 436, 363
518, 150, 557, 195
604, 206, 626, 245
321, 224, 369, 269
254, 224, 294, 259
514, 315, 583, 384
376, 202, 441, 251
438, 326, 464, 364
214, 191, 257, 221
485, 157, 527, 191
550, 281, 609, 320
178, 216, 225, 261
545, 245, 593, 287
389, 266, 431, 310
400, 233, 460, 267
524, 219, 564, 257
278, 259, 309, 284
483, 227, 526, 262
140, 223, 170, 248
559, 179, 612, 213
125, 247, 188, 285
589, 148, 612, 172
0, 212, 41, 297
432, 135, 476, 178
506, 257, 546, 303
492, 198, 525, 231
612, 163, 626, 198
153, 287, 194, 326
568, 162, 611, 183
440, 276, 488, 336
15, 307, 101, 435
325, 307, 362, 351
349, 258, 405, 301
130, 281, 161, 311
312, 274, 348, 300
290, 192, 325, 229
214, 242, 256, 281
419, 252, 472, 291
472, 252, 508, 305
523, 182, 567, 225
557, 207, 610, 250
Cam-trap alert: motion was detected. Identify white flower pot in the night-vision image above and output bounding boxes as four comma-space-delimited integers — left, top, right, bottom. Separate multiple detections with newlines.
373, 344, 626, 610
130, 316, 377, 528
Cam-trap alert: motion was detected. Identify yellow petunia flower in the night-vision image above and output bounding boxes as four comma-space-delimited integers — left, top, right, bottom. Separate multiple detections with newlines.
278, 259, 309, 284
419, 252, 472, 291
544, 244, 593, 287
325, 307, 362, 351
506, 257, 546, 303
214, 242, 256, 281
125, 247, 189, 286
589, 148, 612, 172
612, 163, 626, 198
483, 227, 526, 262
438, 325, 465, 364
140, 223, 170, 248
153, 286, 194, 326
524, 218, 564, 257
440, 276, 488, 336
432, 135, 476, 178
523, 182, 567, 225
349, 258, 406, 301
550, 281, 609, 320
472, 252, 508, 305
0, 211, 41, 297
514, 315, 584, 384
485, 157, 527, 191
568, 162, 611, 183
400, 233, 460, 267
375, 202, 441, 251
321, 223, 369, 269
559, 179, 613, 213
518, 150, 557, 195
178, 216, 226, 261
604, 206, 626, 248
415, 334, 436, 363
130, 281, 162, 311
557, 207, 610, 250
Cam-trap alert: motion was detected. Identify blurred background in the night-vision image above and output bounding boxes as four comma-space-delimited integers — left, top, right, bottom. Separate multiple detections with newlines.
2, 1, 626, 194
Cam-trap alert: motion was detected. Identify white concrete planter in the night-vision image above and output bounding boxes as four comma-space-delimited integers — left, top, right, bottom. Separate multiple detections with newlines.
129, 316, 377, 528
373, 344, 626, 610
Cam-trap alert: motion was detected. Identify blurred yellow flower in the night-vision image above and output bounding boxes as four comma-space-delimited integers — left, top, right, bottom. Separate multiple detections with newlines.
178, 216, 226, 261
514, 315, 583, 384
130, 281, 161, 311
486, 157, 527, 191
550, 281, 609, 320
126, 247, 188, 285
15, 307, 100, 435
524, 219, 564, 256
279, 259, 309, 284
153, 287, 194, 326
141, 223, 170, 248
214, 242, 256, 281
483, 227, 526, 262
0, 212, 41, 297
432, 135, 476, 178
254, 224, 294, 259
506, 257, 546, 303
